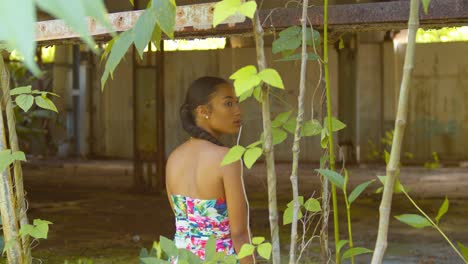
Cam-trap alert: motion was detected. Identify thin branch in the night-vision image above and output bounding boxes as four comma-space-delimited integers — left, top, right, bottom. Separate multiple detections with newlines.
371, 0, 420, 262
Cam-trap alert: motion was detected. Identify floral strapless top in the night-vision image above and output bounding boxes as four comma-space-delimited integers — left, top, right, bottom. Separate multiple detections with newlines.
171, 194, 236, 260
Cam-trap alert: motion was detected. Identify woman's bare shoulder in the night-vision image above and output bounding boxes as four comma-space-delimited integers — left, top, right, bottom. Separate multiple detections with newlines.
167, 140, 235, 167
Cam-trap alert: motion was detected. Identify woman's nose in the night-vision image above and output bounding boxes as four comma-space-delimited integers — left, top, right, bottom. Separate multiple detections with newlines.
234, 104, 241, 115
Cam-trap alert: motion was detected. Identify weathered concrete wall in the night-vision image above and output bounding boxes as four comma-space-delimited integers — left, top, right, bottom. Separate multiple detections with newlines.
395, 42, 468, 163
345, 37, 468, 164
163, 46, 339, 162
87, 45, 338, 161
92, 51, 134, 159
59, 38, 468, 163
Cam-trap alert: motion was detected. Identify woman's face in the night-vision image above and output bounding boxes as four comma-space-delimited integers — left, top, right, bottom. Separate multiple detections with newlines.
198, 83, 241, 137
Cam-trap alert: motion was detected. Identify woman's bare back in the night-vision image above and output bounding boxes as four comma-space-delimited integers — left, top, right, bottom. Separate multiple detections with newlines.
166, 138, 227, 200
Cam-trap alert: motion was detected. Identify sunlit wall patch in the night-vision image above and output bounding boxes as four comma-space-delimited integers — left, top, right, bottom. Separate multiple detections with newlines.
144, 37, 227, 52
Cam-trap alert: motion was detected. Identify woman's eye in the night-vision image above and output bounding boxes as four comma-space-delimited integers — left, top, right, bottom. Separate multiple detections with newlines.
226, 102, 233, 107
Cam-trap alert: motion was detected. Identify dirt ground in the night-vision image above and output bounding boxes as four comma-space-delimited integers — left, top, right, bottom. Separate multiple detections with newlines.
5, 159, 468, 264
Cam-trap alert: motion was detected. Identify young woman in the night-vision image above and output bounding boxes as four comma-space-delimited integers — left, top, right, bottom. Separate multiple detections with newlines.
165, 77, 253, 263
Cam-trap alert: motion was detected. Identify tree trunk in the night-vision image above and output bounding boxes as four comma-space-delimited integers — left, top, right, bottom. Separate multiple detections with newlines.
289, 0, 309, 263
371, 0, 419, 262
0, 56, 32, 264
252, 6, 281, 264
0, 59, 22, 264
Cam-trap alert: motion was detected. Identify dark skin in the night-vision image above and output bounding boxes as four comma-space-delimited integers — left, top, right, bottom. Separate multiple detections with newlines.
166, 83, 253, 263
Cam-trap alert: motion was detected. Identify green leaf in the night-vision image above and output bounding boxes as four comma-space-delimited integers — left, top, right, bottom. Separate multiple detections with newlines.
457, 242, 468, 261
395, 214, 432, 229
229, 65, 257, 79
271, 128, 287, 145
134, 9, 158, 58
101, 30, 135, 89
0, 0, 40, 75
257, 243, 272, 259
238, 1, 257, 18
320, 129, 328, 149
283, 118, 296, 134
348, 180, 375, 204
101, 37, 116, 62
82, 0, 115, 34
421, 0, 431, 15
301, 120, 322, 137
159, 236, 178, 257
252, 237, 265, 245
37, 0, 96, 50
19, 219, 53, 239
10, 86, 32, 96
272, 26, 302, 54
237, 244, 255, 259
11, 151, 26, 162
223, 255, 238, 264
238, 87, 254, 102
152, 0, 176, 38
246, 140, 262, 149
339, 37, 345, 50
15, 94, 34, 112
19, 224, 34, 238
279, 26, 301, 39
377, 175, 405, 193
213, 0, 242, 27
383, 150, 390, 165
221, 146, 246, 166
35, 96, 58, 113
177, 249, 201, 264
306, 29, 321, 47
152, 241, 162, 259
0, 150, 26, 172
272, 111, 292, 128
276, 52, 320, 62
324, 116, 346, 133
230, 65, 261, 96
258, 68, 284, 89
243, 147, 262, 169
316, 169, 344, 189
336, 240, 349, 255
129, 0, 134, 6
435, 196, 449, 225
342, 247, 373, 260
30, 219, 53, 239
283, 206, 302, 225
151, 24, 163, 50
304, 198, 321, 212
253, 86, 262, 103
205, 236, 216, 261
287, 196, 304, 207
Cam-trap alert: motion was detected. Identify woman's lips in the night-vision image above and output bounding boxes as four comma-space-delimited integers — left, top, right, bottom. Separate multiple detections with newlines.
234, 120, 241, 126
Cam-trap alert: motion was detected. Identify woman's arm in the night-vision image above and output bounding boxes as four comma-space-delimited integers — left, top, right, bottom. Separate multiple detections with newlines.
221, 157, 254, 264
165, 154, 176, 215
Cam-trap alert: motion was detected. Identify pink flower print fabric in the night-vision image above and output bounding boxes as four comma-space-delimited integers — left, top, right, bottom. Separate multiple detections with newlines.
171, 195, 237, 261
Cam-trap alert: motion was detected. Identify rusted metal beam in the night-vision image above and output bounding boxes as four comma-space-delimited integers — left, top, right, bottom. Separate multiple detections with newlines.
36, 0, 468, 45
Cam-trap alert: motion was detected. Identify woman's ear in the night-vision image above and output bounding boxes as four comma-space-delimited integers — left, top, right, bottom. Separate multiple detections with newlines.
196, 105, 210, 120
